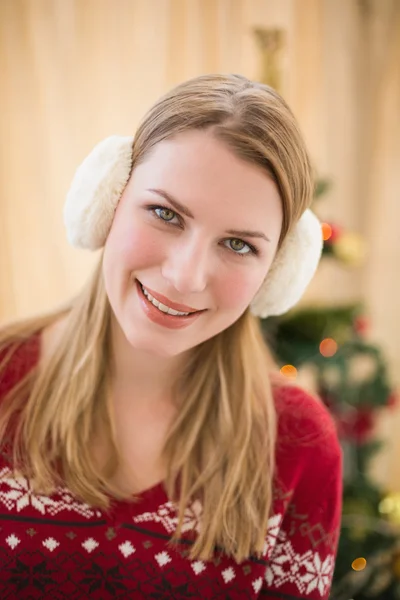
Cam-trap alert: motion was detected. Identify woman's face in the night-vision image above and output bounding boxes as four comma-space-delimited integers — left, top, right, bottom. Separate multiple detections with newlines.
103, 129, 283, 357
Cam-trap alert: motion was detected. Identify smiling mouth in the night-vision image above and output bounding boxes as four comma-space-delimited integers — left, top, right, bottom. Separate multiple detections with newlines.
138, 281, 204, 317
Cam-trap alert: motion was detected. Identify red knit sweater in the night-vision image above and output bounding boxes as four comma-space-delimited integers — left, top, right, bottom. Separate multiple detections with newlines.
0, 336, 342, 599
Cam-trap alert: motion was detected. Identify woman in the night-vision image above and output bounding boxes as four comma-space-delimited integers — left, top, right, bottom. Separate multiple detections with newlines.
0, 74, 342, 599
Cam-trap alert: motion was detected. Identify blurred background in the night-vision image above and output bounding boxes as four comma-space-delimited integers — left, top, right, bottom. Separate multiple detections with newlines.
0, 0, 399, 597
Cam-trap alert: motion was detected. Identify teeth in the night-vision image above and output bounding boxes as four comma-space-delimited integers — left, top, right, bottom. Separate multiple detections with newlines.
157, 301, 169, 313
141, 285, 191, 316
165, 307, 181, 316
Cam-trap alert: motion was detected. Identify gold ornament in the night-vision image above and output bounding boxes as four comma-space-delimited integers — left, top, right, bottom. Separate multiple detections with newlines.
379, 492, 400, 526
333, 232, 367, 266
253, 28, 285, 91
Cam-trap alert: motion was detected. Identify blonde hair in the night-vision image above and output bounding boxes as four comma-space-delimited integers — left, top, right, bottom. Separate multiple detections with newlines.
0, 74, 313, 562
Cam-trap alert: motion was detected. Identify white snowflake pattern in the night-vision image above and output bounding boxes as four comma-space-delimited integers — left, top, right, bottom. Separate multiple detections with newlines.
252, 577, 263, 593
6, 534, 20, 549
133, 499, 202, 534
0, 467, 99, 519
0, 467, 59, 514
302, 553, 335, 595
82, 538, 99, 553
191, 560, 206, 575
263, 513, 283, 557
264, 538, 334, 597
43, 537, 59, 552
155, 551, 172, 567
265, 539, 310, 590
119, 541, 136, 558
222, 567, 235, 584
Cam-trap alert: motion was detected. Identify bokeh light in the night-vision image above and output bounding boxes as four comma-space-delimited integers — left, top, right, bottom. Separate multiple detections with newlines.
320, 338, 338, 357
351, 557, 367, 571
280, 365, 297, 379
321, 223, 332, 241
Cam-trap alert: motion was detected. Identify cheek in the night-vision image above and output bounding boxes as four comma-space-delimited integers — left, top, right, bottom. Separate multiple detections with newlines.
215, 268, 267, 310
106, 217, 162, 268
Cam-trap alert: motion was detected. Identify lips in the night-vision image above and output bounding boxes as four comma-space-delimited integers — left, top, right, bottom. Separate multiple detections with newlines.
138, 281, 203, 314
135, 279, 206, 330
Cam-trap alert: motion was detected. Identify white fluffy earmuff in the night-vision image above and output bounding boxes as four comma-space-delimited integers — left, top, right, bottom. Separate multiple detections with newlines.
63, 136, 323, 318
64, 136, 134, 249
249, 209, 322, 317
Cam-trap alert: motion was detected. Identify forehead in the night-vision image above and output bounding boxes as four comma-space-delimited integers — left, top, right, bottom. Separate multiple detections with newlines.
128, 130, 282, 235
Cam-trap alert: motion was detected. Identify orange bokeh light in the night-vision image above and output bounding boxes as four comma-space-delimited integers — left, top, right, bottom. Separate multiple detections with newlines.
280, 365, 298, 379
351, 557, 367, 571
321, 223, 332, 241
320, 338, 338, 357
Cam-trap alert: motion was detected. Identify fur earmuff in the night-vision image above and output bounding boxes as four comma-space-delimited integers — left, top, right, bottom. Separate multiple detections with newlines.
63, 136, 134, 249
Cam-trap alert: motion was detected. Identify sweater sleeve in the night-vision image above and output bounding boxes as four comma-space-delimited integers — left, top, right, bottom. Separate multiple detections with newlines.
262, 385, 343, 599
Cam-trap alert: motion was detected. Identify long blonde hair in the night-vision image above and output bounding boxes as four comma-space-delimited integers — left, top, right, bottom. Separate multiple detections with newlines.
0, 74, 313, 562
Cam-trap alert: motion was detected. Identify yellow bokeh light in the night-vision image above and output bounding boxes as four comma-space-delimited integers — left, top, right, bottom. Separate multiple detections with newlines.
320, 338, 338, 357
321, 223, 332, 241
351, 557, 367, 571
280, 365, 297, 379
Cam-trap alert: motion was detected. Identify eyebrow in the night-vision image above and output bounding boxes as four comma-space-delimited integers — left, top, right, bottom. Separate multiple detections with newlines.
148, 188, 194, 218
226, 229, 271, 242
147, 188, 271, 243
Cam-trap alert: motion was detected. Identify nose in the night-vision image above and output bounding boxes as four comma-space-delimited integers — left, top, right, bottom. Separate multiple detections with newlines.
161, 236, 210, 295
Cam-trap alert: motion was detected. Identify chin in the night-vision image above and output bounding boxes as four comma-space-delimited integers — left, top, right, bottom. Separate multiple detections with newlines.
123, 328, 188, 358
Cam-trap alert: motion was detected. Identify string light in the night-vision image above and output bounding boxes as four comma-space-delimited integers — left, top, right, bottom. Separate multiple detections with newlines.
351, 557, 367, 571
280, 365, 297, 379
321, 223, 332, 241
320, 338, 338, 357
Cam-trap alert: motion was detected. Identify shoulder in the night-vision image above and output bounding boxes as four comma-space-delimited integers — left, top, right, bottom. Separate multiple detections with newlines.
0, 316, 68, 402
274, 381, 338, 432
0, 334, 41, 400
272, 381, 342, 491
273, 381, 340, 453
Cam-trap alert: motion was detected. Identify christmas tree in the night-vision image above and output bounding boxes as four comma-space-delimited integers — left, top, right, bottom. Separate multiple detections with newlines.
262, 182, 400, 599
